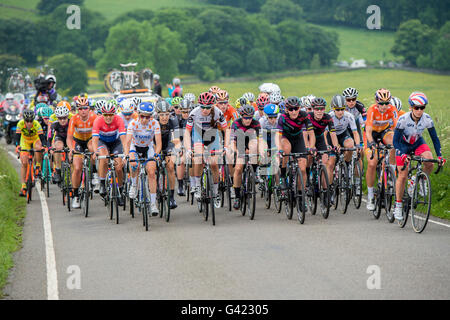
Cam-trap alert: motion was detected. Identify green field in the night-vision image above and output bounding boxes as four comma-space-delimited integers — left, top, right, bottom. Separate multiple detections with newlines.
183, 68, 450, 219
313, 24, 396, 63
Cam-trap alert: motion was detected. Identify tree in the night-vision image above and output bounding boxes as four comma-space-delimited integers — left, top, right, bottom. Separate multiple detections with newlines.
432, 21, 450, 70
191, 52, 221, 81
261, 0, 304, 25
46, 53, 88, 96
0, 19, 40, 63
246, 48, 268, 73
0, 55, 25, 92
37, 0, 84, 15
391, 19, 437, 66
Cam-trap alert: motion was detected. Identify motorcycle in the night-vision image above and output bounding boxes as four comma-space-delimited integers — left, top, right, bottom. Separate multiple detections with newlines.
3, 103, 22, 144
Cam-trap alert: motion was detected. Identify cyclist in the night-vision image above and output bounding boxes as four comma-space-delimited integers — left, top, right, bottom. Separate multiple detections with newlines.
229, 104, 262, 209
184, 92, 227, 201
67, 97, 98, 208
243, 92, 258, 112
258, 103, 280, 181
342, 87, 366, 147
364, 88, 398, 211
276, 96, 314, 190
15, 109, 46, 196
300, 96, 313, 113
308, 97, 339, 185
393, 92, 446, 220
155, 99, 181, 209
175, 99, 193, 196
216, 90, 239, 128
118, 99, 138, 130
125, 102, 162, 216
36, 105, 53, 146
94, 99, 106, 116
92, 100, 127, 205
170, 96, 183, 120
254, 94, 270, 121
184, 93, 196, 104
391, 96, 405, 117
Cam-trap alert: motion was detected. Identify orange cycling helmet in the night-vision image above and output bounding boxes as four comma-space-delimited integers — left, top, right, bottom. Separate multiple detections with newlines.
76, 96, 89, 107
375, 88, 391, 103
216, 90, 229, 102
57, 101, 71, 109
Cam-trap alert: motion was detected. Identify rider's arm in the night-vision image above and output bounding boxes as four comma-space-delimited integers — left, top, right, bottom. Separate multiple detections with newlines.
154, 132, 162, 155
124, 133, 132, 155
427, 126, 442, 158
67, 119, 75, 151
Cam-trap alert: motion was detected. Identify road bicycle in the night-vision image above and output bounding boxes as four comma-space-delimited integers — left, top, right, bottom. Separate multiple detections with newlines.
238, 153, 259, 220
156, 152, 171, 223
73, 150, 93, 218
54, 148, 72, 211
305, 150, 332, 219
40, 147, 53, 198
19, 148, 43, 203
398, 155, 443, 233
259, 148, 279, 211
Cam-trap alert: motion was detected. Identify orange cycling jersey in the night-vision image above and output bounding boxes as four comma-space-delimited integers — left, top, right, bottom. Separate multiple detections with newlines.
365, 104, 398, 132
398, 110, 406, 117
68, 111, 97, 141
222, 104, 239, 127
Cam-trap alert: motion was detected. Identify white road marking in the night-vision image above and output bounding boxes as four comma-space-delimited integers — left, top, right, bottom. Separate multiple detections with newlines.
7, 150, 59, 300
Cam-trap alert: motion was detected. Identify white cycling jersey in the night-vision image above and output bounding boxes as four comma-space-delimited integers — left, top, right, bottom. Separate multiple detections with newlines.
127, 118, 160, 148
328, 110, 357, 135
395, 112, 434, 144
186, 106, 227, 132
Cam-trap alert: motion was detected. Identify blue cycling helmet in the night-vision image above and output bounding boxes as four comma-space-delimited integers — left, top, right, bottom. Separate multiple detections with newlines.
165, 97, 172, 106
278, 101, 286, 112
264, 104, 279, 116
138, 102, 154, 115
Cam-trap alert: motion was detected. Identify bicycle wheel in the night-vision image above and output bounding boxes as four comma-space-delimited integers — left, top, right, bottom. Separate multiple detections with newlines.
332, 165, 339, 211
207, 170, 216, 225
338, 162, 349, 214
46, 159, 50, 198
61, 165, 66, 206
273, 182, 282, 214
224, 164, 232, 212
245, 166, 256, 220
351, 160, 363, 209
264, 176, 272, 209
285, 169, 294, 220
83, 166, 90, 218
295, 169, 306, 224
164, 167, 171, 223
383, 166, 396, 223
26, 162, 33, 204
372, 167, 382, 220
318, 165, 330, 219
158, 169, 166, 219
141, 176, 149, 231
201, 169, 209, 221
310, 167, 318, 216
411, 172, 432, 233
65, 168, 71, 212
240, 169, 247, 216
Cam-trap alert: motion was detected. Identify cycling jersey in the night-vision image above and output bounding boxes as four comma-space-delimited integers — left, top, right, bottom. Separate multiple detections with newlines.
220, 104, 239, 127
49, 121, 69, 145
49, 113, 73, 125
365, 104, 398, 133
277, 111, 311, 138
186, 106, 227, 133
393, 112, 441, 157
230, 118, 261, 143
68, 112, 97, 142
92, 115, 126, 143
16, 119, 43, 139
119, 112, 138, 130
308, 112, 335, 136
157, 116, 179, 152
328, 111, 357, 135
346, 100, 367, 120
127, 118, 160, 148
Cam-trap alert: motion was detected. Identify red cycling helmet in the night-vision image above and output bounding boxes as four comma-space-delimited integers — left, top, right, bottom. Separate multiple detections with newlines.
256, 95, 270, 108
198, 92, 216, 106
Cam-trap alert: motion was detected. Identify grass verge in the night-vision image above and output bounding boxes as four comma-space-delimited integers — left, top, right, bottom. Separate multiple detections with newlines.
0, 148, 26, 298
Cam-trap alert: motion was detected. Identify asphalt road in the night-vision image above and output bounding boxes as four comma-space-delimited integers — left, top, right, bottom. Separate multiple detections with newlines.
3, 143, 450, 300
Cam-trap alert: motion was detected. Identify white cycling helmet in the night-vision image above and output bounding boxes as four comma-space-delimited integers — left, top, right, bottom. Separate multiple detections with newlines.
184, 93, 196, 104
120, 99, 135, 114
242, 92, 255, 102
5, 92, 14, 100
269, 91, 283, 104
54, 105, 70, 118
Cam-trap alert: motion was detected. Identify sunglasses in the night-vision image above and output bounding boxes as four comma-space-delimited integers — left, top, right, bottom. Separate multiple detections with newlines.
378, 101, 390, 106
413, 105, 426, 110
314, 107, 325, 111
103, 114, 115, 117
242, 116, 253, 120
287, 107, 300, 112
268, 116, 278, 119
200, 105, 212, 110
42, 117, 49, 121
334, 108, 346, 112
78, 107, 89, 110
140, 115, 151, 119
346, 98, 356, 102
217, 101, 228, 105
122, 112, 133, 116
25, 119, 34, 123
181, 110, 190, 113
173, 106, 179, 109
159, 113, 170, 117
58, 117, 68, 121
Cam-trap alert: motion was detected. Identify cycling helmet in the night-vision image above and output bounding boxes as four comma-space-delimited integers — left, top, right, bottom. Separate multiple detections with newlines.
57, 101, 71, 109
76, 96, 89, 107
256, 95, 270, 108
95, 99, 106, 110
198, 92, 216, 106
390, 96, 402, 112
132, 97, 142, 108
311, 97, 327, 108
35, 102, 48, 112
263, 104, 279, 116
240, 104, 255, 117
243, 92, 255, 102
331, 95, 347, 109
5, 92, 14, 100
156, 99, 171, 113
165, 97, 172, 106
216, 90, 229, 102
285, 96, 301, 108
171, 96, 183, 106
121, 99, 135, 114
306, 95, 316, 103
107, 99, 119, 108
138, 102, 154, 115
40, 106, 54, 118
208, 86, 221, 95
375, 88, 391, 103
173, 78, 181, 86
269, 91, 283, 104
184, 93, 195, 104
300, 96, 312, 109
408, 92, 428, 107
180, 99, 192, 111
55, 105, 70, 118
22, 109, 35, 121
102, 100, 117, 114
342, 87, 358, 99
153, 74, 160, 81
